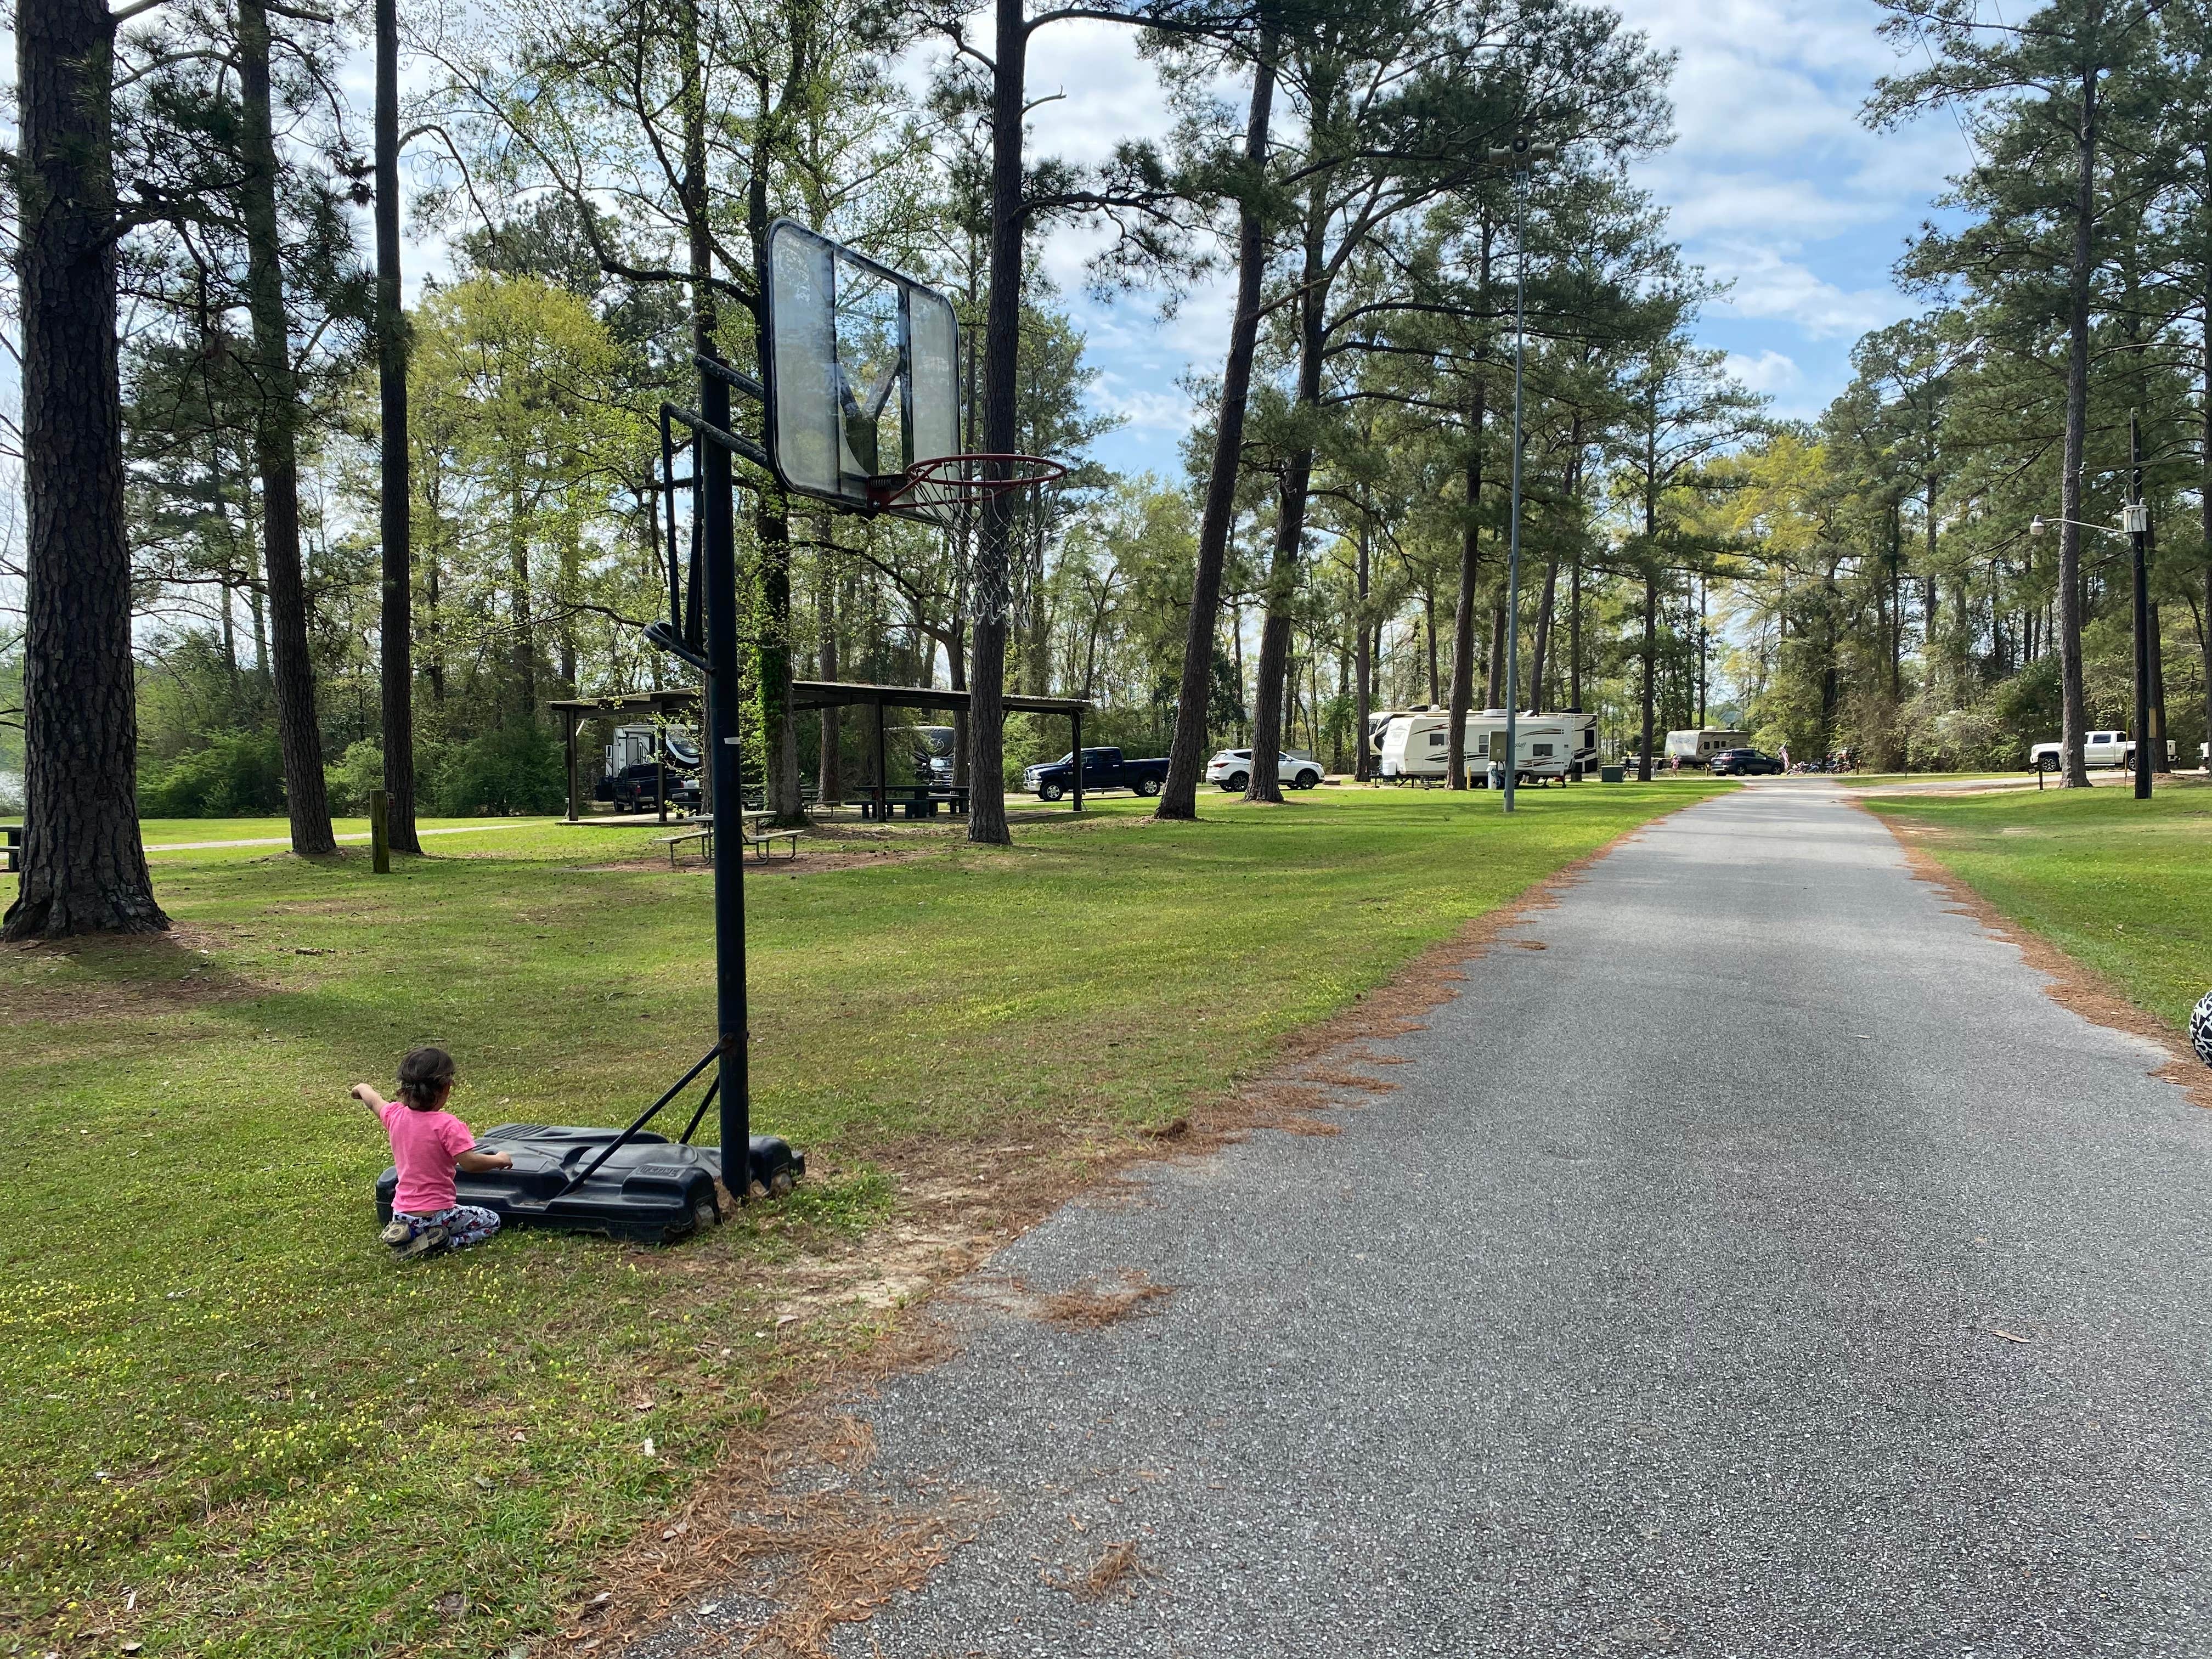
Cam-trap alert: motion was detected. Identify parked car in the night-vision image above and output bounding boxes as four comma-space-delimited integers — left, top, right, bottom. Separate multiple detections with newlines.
2028, 730, 2174, 772
1021, 747, 1171, 802
1207, 749, 1325, 791
606, 761, 701, 812
1709, 747, 1784, 777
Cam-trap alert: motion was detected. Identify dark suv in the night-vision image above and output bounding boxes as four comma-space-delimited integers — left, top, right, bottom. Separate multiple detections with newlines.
1709, 747, 1783, 776
606, 761, 701, 811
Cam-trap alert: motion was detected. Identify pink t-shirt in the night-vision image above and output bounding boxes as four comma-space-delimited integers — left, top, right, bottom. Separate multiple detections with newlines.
380, 1099, 476, 1215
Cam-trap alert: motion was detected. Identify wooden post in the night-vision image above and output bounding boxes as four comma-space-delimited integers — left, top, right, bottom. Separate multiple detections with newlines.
370, 788, 391, 873
562, 710, 579, 823
1071, 709, 1084, 813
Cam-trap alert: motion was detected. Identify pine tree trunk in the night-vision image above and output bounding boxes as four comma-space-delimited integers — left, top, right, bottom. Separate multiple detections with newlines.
374, 0, 420, 853
1158, 37, 1275, 820
1638, 568, 1657, 782
3, 0, 168, 938
1353, 510, 1372, 780
239, 0, 335, 855
1446, 434, 1483, 789
966, 0, 1028, 845
2056, 61, 2097, 788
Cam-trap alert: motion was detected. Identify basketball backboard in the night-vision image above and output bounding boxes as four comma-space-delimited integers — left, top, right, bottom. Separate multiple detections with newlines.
765, 219, 962, 526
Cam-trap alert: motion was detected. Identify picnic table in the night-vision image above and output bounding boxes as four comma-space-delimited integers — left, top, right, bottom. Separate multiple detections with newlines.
856, 785, 970, 821
3, 824, 20, 874
659, 812, 800, 866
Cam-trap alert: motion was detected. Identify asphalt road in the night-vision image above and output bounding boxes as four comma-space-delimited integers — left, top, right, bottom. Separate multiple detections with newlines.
662, 782, 2212, 1657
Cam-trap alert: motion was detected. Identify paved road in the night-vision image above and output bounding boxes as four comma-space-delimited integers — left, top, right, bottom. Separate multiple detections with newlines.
667, 784, 2212, 1656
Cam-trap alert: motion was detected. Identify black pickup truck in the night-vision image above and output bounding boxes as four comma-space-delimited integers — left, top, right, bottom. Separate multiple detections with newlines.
1020, 747, 1170, 802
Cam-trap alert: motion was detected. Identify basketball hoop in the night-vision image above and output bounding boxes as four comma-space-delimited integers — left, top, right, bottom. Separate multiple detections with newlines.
866, 452, 1066, 515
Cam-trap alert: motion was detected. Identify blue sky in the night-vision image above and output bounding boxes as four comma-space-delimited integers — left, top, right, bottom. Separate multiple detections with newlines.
1006, 0, 1976, 480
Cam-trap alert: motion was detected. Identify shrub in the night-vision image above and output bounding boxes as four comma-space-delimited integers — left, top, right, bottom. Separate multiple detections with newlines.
324, 740, 386, 816
425, 722, 566, 816
138, 730, 286, 817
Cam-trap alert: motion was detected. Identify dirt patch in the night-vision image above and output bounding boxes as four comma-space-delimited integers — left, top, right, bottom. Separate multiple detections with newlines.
1875, 815, 2212, 1115
0, 924, 265, 1023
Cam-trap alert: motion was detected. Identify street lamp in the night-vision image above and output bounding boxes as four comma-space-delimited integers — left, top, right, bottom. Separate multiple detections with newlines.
1484, 136, 1556, 814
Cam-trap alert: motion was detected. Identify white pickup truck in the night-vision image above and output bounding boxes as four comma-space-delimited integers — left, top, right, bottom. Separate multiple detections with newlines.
2028, 730, 2174, 772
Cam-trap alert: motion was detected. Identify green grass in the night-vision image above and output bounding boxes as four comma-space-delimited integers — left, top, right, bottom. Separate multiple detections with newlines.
137, 815, 560, 851
1865, 777, 2212, 1030
3, 782, 1719, 1656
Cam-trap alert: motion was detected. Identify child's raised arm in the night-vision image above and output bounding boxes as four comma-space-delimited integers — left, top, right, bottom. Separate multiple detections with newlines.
349, 1082, 390, 1114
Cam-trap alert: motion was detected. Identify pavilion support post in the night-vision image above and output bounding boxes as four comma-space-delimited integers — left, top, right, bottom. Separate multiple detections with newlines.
657, 743, 668, 825
563, 710, 579, 823
1071, 709, 1083, 813
873, 698, 888, 822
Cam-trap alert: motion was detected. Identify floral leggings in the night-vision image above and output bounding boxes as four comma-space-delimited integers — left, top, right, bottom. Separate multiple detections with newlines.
392, 1205, 501, 1250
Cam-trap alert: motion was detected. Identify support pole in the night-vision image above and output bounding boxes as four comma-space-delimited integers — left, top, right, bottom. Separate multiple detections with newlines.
699, 356, 751, 1200
873, 698, 888, 822
563, 711, 579, 823
1071, 709, 1084, 813
2131, 410, 2152, 801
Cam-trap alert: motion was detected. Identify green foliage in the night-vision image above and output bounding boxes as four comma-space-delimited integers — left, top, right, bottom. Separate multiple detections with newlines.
425, 723, 567, 816
136, 730, 286, 817
323, 741, 387, 815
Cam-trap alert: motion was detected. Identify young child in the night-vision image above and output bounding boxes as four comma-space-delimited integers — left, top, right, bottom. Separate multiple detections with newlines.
352, 1046, 513, 1259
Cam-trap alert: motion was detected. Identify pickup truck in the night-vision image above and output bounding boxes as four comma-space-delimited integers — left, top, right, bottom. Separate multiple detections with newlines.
2029, 730, 2174, 772
1020, 747, 1170, 801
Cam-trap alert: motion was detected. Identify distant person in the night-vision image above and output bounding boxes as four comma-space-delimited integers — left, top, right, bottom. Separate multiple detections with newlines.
350, 1046, 512, 1259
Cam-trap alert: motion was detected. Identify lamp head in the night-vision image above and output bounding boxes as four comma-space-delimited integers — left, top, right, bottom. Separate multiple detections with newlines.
2028, 515, 2047, 538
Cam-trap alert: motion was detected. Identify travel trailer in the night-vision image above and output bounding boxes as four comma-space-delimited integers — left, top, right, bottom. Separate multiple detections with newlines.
603, 723, 701, 776
1378, 710, 1598, 783
1664, 729, 1751, 769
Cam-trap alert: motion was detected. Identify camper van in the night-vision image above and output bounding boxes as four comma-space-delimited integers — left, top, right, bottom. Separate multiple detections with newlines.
1664, 729, 1750, 770
1378, 710, 1598, 783
602, 723, 700, 776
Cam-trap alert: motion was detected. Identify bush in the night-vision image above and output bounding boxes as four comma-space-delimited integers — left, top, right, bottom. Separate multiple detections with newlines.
138, 730, 286, 817
425, 722, 566, 816
324, 740, 386, 816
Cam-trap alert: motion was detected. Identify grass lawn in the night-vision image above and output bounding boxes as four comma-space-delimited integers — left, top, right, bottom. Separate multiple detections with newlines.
138, 815, 560, 851
3, 781, 1720, 1656
1865, 776, 2212, 1031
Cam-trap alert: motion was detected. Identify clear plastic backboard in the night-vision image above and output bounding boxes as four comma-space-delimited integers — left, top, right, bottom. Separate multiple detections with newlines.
765, 219, 962, 526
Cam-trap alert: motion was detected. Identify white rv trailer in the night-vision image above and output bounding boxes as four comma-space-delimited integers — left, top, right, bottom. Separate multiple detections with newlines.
605, 722, 702, 775
1378, 710, 1598, 783
1664, 729, 1750, 769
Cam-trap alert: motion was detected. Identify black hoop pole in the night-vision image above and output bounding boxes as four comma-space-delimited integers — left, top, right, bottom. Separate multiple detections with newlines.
698, 354, 752, 1203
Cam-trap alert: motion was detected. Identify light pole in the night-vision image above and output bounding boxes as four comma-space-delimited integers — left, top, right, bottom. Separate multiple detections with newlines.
1486, 136, 1553, 814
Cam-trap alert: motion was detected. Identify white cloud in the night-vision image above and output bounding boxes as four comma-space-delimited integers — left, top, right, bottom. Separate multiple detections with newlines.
1725, 349, 1803, 396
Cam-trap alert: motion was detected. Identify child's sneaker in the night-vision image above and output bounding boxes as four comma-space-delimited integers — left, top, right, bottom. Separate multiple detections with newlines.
391, 1223, 448, 1260
379, 1218, 413, 1247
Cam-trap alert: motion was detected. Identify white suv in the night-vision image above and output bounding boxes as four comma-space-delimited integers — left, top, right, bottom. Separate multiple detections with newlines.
1207, 749, 1325, 791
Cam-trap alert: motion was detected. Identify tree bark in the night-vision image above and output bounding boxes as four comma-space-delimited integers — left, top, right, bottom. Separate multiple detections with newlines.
239, 0, 336, 855
1637, 568, 1657, 782
1353, 507, 1372, 780
374, 0, 420, 853
1445, 428, 1483, 789
966, 0, 1028, 845
1158, 36, 1275, 819
1483, 600, 1504, 709
3, 0, 168, 938
1246, 173, 1324, 807
816, 540, 842, 804
2056, 56, 2097, 788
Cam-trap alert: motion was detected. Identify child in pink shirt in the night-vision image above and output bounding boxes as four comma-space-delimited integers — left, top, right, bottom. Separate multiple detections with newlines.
352, 1046, 513, 1259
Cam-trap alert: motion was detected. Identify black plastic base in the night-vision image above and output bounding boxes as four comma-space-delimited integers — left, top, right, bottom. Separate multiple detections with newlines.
374, 1126, 805, 1244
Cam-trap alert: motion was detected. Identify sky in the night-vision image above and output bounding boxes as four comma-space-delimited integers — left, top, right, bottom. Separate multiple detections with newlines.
997, 0, 1977, 480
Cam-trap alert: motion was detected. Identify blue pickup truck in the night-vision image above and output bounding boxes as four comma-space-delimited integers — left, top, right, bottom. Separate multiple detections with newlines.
1020, 747, 1170, 802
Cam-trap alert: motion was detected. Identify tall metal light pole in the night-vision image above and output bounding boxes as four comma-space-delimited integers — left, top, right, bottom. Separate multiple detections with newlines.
1488, 137, 1551, 814
2129, 410, 2152, 800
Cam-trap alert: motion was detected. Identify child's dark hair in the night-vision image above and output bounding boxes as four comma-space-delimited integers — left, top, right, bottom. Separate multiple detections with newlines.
396, 1046, 456, 1110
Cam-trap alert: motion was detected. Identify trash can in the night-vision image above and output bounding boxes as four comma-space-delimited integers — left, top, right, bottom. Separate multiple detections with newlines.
1487, 761, 1506, 791
1599, 764, 1625, 783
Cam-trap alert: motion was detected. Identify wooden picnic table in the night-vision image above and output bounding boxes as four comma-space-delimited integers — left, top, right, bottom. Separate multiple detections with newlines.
3, 824, 20, 874
856, 785, 969, 821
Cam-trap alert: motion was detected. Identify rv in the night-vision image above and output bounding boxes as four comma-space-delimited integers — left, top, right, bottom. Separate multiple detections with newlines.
603, 722, 700, 776
1664, 729, 1750, 770
1378, 710, 1598, 783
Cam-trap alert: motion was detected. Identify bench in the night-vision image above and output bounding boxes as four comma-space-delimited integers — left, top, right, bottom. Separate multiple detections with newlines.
743, 828, 801, 861
659, 828, 713, 867
856, 786, 969, 821
3, 825, 20, 874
